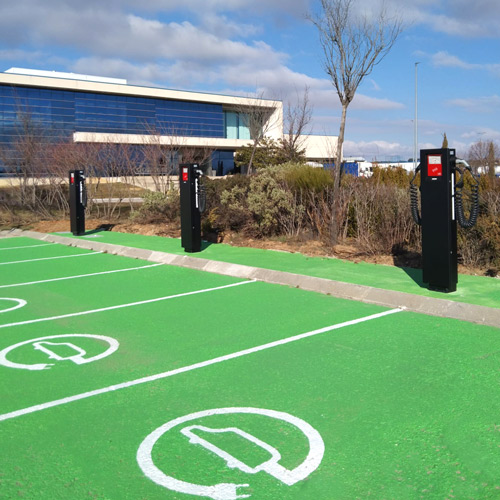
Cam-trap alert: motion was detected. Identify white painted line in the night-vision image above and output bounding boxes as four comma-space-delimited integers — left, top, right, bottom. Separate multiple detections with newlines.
0, 243, 56, 251
0, 298, 27, 314
0, 280, 256, 330
0, 263, 163, 289
0, 251, 103, 266
0, 307, 403, 422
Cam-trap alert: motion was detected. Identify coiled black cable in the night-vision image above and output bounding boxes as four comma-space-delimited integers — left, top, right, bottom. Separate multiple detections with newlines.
198, 182, 206, 213
410, 166, 422, 226
455, 181, 479, 228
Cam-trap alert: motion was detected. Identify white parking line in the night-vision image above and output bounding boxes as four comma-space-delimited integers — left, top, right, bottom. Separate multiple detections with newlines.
0, 280, 256, 330
0, 263, 163, 289
0, 307, 403, 422
0, 243, 56, 251
0, 252, 103, 266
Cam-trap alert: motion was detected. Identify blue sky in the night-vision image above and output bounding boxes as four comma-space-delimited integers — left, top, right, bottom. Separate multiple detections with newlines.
1, 0, 500, 160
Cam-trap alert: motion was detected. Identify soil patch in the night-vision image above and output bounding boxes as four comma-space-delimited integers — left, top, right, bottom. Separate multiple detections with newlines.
18, 218, 491, 277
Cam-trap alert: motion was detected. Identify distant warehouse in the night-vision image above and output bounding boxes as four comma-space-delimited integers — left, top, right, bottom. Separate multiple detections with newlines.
0, 68, 337, 175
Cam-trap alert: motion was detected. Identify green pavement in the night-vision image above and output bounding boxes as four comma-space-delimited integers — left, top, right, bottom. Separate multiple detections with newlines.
1, 236, 500, 499
3, 309, 500, 499
62, 230, 500, 309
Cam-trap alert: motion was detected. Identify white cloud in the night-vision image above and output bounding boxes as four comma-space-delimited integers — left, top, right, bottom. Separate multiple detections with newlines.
120, 16, 283, 65
351, 94, 404, 111
0, 48, 45, 62
199, 13, 260, 38
461, 126, 500, 142
433, 0, 500, 37
0, 3, 287, 64
343, 139, 413, 160
448, 95, 500, 113
430, 51, 476, 70
70, 58, 170, 87
169, 0, 312, 16
365, 0, 500, 38
423, 51, 500, 79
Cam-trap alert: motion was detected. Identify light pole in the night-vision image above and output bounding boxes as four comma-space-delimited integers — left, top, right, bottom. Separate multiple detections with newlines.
414, 62, 420, 171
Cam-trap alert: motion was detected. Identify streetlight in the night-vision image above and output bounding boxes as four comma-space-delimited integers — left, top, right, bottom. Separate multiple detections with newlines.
414, 62, 420, 171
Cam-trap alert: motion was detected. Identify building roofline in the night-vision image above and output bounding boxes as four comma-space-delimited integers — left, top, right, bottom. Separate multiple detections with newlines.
5, 67, 128, 85
0, 70, 281, 108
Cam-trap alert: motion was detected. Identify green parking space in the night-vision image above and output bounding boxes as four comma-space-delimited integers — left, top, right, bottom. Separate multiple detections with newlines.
0, 248, 160, 289
1, 235, 500, 499
0, 256, 242, 327
0, 239, 115, 287
1, 308, 499, 499
0, 278, 383, 416
0, 236, 52, 249
62, 230, 500, 309
0, 238, 94, 261
0, 238, 385, 418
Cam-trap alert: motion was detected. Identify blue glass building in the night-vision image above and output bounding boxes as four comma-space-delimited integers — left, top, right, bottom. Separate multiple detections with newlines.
0, 68, 282, 175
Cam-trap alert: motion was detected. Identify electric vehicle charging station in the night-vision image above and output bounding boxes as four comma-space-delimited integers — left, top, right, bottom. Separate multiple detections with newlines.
411, 148, 479, 292
179, 163, 206, 253
69, 169, 87, 236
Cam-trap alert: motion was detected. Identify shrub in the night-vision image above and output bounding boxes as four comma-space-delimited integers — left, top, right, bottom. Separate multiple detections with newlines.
458, 184, 500, 271
282, 164, 334, 240
371, 165, 413, 188
246, 167, 303, 237
216, 175, 253, 231
130, 189, 179, 223
284, 164, 334, 192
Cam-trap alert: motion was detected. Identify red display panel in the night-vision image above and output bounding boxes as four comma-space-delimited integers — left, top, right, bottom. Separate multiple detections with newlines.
427, 155, 442, 177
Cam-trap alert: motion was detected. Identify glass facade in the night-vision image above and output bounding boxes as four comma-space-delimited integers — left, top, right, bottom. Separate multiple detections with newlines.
223, 111, 251, 140
0, 84, 226, 148
211, 150, 236, 175
0, 82, 258, 175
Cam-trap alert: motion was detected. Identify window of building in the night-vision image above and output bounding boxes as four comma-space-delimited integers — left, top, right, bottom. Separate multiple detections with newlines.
0, 85, 226, 147
212, 150, 236, 175
224, 111, 250, 140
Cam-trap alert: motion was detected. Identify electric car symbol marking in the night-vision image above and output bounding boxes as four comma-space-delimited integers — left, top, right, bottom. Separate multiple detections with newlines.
137, 407, 325, 500
32, 341, 89, 364
181, 425, 297, 485
0, 334, 119, 370
0, 298, 27, 314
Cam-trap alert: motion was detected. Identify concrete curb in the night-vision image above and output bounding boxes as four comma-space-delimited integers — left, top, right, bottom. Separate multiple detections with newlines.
2, 228, 499, 328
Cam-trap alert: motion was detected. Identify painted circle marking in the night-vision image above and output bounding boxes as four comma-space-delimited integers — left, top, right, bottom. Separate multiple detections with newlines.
137, 407, 325, 500
0, 298, 27, 314
0, 334, 119, 370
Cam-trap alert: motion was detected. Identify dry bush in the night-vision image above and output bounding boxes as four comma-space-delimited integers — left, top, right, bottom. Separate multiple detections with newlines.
458, 177, 500, 271
284, 164, 333, 240
130, 189, 180, 224
201, 165, 420, 255
246, 167, 303, 237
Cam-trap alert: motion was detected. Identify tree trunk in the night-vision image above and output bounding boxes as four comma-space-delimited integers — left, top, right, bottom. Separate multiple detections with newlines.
247, 143, 257, 175
488, 142, 496, 184
330, 102, 348, 245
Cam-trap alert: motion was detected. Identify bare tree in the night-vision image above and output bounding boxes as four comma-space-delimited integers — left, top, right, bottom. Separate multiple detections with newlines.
280, 86, 313, 163
0, 108, 59, 214
310, 0, 404, 243
467, 139, 499, 176
44, 141, 87, 216
232, 93, 281, 174
140, 127, 179, 194
139, 124, 214, 192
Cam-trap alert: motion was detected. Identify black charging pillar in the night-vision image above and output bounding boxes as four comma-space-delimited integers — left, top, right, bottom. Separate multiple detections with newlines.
179, 163, 202, 253
69, 169, 87, 236
420, 148, 457, 292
